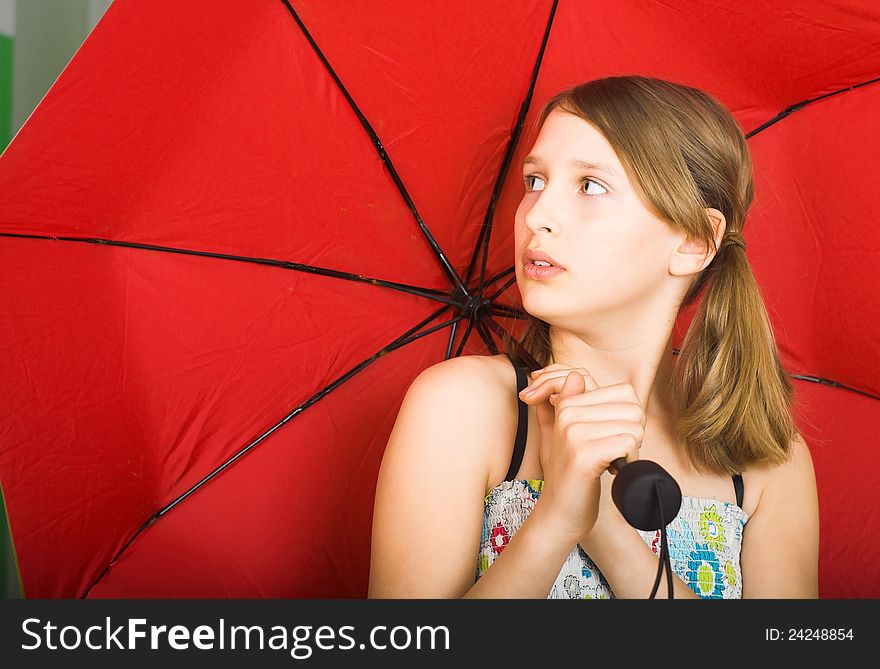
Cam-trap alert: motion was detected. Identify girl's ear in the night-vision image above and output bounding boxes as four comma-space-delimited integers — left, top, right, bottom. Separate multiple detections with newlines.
670, 208, 727, 277
671, 234, 714, 277
705, 207, 727, 252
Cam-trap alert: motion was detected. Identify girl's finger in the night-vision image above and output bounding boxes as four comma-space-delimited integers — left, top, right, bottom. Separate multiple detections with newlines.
527, 367, 593, 385
551, 385, 638, 410
520, 370, 598, 398
521, 371, 587, 396
529, 362, 566, 378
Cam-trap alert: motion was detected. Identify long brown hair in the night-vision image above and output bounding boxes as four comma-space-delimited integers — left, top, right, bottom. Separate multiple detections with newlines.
511, 75, 799, 475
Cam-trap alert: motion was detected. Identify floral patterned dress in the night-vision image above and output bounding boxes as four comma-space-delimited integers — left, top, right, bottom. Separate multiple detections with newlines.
476, 478, 749, 599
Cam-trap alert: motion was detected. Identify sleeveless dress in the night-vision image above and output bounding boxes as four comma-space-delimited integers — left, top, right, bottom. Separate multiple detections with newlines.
475, 351, 750, 599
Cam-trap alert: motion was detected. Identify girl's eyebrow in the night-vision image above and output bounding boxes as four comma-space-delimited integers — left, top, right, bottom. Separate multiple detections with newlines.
522, 154, 620, 178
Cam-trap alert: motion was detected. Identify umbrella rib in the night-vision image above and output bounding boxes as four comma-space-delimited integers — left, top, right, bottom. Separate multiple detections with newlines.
80, 303, 467, 598
443, 318, 462, 361
446, 308, 522, 364
474, 317, 500, 355
0, 232, 457, 306
486, 273, 518, 302
452, 317, 478, 359
745, 75, 880, 138
277, 0, 468, 298
491, 303, 529, 320
464, 0, 560, 294
786, 373, 880, 401
482, 264, 516, 293
480, 313, 541, 370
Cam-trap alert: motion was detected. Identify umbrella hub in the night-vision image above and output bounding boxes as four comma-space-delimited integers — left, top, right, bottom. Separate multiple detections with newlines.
460, 292, 492, 321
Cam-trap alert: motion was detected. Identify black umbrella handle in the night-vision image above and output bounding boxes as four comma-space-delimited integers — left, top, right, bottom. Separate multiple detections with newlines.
611, 459, 682, 531
611, 459, 682, 599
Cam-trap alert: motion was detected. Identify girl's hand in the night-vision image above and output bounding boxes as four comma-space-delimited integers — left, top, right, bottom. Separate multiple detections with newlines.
518, 364, 646, 543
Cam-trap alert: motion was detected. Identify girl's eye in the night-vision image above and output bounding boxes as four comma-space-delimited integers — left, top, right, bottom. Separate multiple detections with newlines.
522, 175, 607, 196
581, 179, 608, 196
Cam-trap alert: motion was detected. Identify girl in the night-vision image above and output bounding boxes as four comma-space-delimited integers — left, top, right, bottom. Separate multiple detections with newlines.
368, 75, 819, 599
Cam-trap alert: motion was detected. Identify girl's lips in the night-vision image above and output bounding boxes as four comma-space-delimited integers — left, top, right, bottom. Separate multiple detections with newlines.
523, 262, 565, 280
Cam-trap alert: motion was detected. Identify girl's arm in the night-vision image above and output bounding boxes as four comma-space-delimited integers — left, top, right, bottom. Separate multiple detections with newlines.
739, 433, 820, 598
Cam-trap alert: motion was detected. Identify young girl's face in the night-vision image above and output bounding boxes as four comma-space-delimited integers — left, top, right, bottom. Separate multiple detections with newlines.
514, 108, 682, 328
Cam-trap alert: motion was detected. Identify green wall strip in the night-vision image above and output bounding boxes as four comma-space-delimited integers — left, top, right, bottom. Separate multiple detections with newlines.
0, 31, 17, 596
0, 33, 12, 152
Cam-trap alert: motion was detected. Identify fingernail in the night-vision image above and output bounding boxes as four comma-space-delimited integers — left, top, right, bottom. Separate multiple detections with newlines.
520, 387, 534, 396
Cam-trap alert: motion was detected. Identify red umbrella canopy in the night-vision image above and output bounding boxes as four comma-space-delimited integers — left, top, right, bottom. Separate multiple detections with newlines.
0, 0, 878, 598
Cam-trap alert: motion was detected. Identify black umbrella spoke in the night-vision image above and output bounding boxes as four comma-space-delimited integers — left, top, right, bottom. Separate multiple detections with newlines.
483, 264, 516, 290
81, 303, 471, 597
0, 232, 457, 306
474, 318, 500, 355
152, 304, 461, 514
788, 373, 880, 401
745, 75, 880, 139
452, 317, 479, 359
464, 0, 560, 295
278, 0, 467, 298
444, 319, 462, 361
479, 312, 540, 370
490, 302, 528, 320
486, 273, 518, 302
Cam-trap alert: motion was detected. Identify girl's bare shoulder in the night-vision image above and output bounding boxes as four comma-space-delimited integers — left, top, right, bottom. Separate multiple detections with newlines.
403, 354, 519, 490
739, 432, 814, 518
413, 353, 516, 404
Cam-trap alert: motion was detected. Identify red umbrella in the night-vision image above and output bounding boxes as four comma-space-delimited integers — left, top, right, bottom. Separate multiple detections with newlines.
0, 0, 878, 598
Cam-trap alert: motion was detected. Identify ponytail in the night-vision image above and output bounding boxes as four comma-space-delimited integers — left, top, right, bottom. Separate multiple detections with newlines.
672, 233, 798, 474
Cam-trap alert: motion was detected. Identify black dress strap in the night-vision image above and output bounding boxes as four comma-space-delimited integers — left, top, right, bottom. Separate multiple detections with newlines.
732, 472, 744, 508
503, 351, 529, 481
